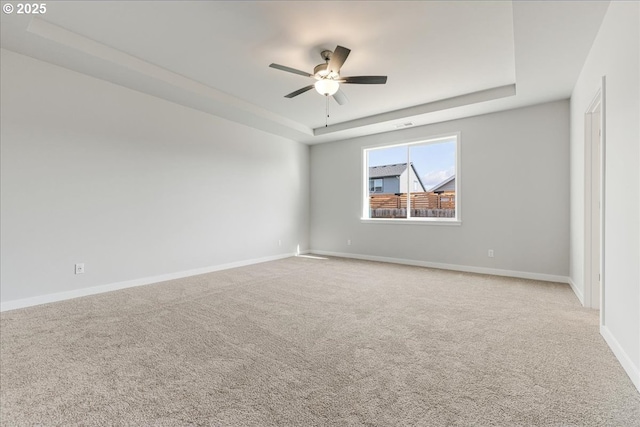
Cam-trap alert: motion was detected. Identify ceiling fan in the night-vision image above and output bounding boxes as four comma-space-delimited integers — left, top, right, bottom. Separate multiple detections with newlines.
269, 45, 387, 105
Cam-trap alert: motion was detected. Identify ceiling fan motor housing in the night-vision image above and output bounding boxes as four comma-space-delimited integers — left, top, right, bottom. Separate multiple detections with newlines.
314, 63, 338, 79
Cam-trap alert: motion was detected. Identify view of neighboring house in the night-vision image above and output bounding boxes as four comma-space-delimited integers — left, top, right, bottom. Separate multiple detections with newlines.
429, 175, 455, 193
369, 163, 426, 194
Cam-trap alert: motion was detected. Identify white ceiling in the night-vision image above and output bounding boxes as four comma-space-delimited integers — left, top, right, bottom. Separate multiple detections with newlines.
1, 1, 610, 144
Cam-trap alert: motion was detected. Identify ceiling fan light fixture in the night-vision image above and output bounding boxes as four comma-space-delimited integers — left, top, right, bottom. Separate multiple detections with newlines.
314, 79, 339, 96
271, 45, 386, 102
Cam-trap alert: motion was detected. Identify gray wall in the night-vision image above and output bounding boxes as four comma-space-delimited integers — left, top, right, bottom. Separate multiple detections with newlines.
382, 177, 399, 194
310, 100, 569, 278
569, 1, 639, 388
0, 49, 309, 303
369, 176, 400, 194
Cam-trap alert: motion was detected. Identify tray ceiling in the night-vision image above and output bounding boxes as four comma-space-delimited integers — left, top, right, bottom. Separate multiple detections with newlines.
0, 1, 609, 144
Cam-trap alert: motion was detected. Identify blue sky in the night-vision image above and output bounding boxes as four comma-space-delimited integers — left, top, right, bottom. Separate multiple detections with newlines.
368, 138, 456, 190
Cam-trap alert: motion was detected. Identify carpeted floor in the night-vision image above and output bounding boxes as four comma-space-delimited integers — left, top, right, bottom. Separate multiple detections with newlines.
1, 256, 639, 426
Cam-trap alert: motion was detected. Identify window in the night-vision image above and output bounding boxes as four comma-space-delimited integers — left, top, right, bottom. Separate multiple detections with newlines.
363, 134, 459, 222
370, 178, 383, 193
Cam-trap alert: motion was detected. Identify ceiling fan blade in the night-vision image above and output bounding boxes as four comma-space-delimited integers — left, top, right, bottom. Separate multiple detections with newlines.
284, 85, 315, 98
328, 45, 351, 73
269, 63, 312, 78
332, 89, 349, 105
341, 76, 388, 84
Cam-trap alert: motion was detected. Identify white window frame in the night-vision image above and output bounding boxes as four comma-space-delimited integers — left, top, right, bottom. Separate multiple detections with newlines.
361, 133, 461, 225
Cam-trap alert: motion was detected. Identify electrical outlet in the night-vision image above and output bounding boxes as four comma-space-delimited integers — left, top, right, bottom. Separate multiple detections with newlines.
75, 263, 85, 274
488, 250, 494, 258
278, 239, 282, 247
347, 239, 352, 246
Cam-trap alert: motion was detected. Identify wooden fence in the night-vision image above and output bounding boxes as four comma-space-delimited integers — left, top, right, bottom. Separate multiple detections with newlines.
369, 192, 455, 218
370, 192, 455, 209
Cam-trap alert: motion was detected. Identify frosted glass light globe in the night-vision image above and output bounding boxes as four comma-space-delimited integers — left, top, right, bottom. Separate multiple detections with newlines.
314, 79, 339, 96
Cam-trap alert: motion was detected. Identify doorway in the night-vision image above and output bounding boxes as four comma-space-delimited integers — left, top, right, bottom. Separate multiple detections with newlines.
584, 89, 604, 313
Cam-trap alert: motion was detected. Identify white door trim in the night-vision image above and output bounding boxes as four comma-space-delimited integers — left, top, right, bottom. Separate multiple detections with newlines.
583, 78, 606, 323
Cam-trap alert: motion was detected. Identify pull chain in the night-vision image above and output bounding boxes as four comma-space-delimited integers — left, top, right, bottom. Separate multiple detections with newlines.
325, 95, 330, 127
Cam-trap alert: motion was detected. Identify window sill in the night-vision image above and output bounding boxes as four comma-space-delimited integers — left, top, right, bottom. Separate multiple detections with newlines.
360, 218, 461, 226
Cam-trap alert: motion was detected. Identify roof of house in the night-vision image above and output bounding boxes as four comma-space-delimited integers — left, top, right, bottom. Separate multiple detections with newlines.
368, 163, 409, 178
369, 163, 426, 191
429, 175, 455, 192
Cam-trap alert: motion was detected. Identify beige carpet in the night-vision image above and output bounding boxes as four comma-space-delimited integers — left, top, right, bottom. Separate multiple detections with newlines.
1, 256, 639, 426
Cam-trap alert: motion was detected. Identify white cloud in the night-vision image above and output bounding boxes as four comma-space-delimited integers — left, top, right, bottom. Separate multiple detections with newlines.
422, 167, 455, 190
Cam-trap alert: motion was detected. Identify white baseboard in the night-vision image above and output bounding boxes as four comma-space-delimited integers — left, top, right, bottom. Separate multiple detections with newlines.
310, 250, 569, 283
0, 253, 296, 312
601, 325, 640, 393
567, 277, 585, 305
